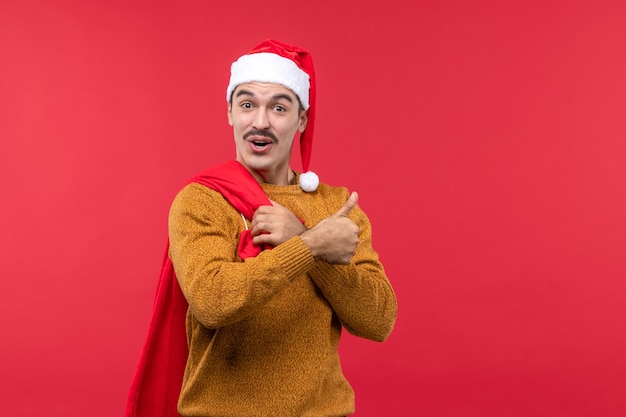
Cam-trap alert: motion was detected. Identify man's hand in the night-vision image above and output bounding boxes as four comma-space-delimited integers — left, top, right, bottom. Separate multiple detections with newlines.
300, 192, 360, 264
251, 200, 307, 247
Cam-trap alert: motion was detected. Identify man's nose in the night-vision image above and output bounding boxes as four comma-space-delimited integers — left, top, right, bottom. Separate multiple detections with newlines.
252, 109, 270, 130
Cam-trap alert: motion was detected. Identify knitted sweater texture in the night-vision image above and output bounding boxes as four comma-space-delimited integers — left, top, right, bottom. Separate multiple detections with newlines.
168, 179, 397, 417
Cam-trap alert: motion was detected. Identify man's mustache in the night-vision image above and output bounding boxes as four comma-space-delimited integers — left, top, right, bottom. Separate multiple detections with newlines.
243, 129, 278, 143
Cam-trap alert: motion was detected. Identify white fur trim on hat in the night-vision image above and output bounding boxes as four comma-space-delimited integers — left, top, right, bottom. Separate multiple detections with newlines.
227, 52, 310, 110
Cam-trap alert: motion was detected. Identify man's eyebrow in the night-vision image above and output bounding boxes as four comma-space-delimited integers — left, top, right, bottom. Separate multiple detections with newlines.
271, 93, 294, 103
234, 89, 294, 104
235, 89, 254, 98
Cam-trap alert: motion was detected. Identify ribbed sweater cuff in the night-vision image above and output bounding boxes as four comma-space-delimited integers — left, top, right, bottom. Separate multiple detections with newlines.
274, 236, 316, 280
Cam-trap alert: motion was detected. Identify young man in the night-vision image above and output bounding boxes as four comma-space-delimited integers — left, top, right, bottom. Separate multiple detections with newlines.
127, 39, 397, 417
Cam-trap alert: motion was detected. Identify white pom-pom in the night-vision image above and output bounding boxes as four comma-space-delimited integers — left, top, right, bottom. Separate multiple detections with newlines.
299, 171, 319, 192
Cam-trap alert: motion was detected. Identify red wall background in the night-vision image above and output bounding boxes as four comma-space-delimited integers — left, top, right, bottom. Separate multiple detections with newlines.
1, 1, 625, 416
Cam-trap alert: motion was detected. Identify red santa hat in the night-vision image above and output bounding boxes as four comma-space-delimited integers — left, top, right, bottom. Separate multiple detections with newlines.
227, 39, 319, 192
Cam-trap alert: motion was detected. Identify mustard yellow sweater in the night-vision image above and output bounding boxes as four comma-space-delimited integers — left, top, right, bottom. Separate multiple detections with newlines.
168, 178, 397, 417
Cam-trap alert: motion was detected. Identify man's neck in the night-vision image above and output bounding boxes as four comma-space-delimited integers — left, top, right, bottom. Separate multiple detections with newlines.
245, 165, 294, 186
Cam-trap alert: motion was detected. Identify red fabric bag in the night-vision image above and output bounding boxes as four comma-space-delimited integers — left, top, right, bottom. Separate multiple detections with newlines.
125, 161, 270, 417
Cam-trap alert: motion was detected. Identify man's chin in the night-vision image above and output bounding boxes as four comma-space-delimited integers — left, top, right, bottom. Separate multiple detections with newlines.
236, 158, 271, 180
239, 158, 266, 171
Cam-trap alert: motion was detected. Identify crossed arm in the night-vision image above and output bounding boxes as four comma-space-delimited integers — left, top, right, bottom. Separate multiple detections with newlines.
169, 184, 397, 341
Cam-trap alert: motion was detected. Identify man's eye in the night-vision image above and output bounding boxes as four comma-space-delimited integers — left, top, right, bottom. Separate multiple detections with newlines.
241, 102, 252, 109
273, 105, 286, 112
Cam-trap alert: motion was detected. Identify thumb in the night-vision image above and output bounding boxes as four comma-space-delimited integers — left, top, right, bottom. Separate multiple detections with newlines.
335, 191, 359, 217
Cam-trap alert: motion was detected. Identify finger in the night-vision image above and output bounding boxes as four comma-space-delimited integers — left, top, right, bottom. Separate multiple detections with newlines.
253, 205, 273, 216
335, 191, 359, 217
251, 221, 271, 237
252, 233, 274, 246
250, 212, 266, 229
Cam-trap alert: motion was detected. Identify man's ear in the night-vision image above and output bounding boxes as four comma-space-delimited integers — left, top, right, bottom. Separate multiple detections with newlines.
227, 103, 233, 126
298, 110, 308, 132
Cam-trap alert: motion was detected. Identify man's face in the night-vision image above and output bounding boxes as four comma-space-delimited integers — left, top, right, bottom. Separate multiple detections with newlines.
228, 82, 307, 184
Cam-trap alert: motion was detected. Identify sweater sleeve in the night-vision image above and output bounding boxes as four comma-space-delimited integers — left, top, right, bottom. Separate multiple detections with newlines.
168, 183, 316, 329
307, 199, 398, 342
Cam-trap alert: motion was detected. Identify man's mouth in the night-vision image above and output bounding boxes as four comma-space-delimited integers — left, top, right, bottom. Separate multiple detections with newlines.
245, 136, 275, 153
250, 138, 272, 149
244, 130, 277, 152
